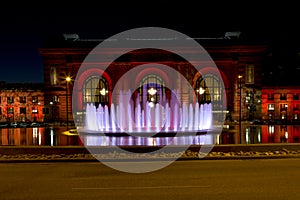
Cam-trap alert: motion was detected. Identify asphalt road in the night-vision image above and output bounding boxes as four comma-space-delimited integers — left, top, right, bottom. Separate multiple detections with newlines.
0, 158, 300, 200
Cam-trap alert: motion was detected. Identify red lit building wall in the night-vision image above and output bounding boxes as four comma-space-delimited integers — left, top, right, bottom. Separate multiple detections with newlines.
0, 89, 44, 122
262, 86, 300, 121
39, 39, 270, 123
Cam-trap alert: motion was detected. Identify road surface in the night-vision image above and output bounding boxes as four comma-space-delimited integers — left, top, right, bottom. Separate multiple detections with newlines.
0, 158, 299, 199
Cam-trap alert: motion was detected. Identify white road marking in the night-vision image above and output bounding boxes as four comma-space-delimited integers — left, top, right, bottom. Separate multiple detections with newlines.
73, 185, 211, 190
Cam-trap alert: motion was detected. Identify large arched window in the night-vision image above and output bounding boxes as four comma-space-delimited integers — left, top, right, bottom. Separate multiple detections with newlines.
195, 74, 223, 105
137, 74, 166, 107
83, 76, 109, 107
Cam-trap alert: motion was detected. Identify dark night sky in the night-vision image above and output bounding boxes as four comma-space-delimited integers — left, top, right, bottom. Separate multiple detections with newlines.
0, 2, 299, 84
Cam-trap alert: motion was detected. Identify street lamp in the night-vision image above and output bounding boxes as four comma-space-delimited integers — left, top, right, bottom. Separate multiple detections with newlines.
66, 76, 71, 130
238, 75, 243, 144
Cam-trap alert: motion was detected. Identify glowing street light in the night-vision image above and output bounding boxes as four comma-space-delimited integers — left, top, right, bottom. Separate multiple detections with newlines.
66, 76, 71, 82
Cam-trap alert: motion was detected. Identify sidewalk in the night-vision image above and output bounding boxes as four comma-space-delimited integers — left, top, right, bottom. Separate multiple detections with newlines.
1, 143, 300, 162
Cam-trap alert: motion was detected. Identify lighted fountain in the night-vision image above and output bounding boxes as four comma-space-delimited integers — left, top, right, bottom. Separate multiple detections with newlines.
83, 89, 212, 136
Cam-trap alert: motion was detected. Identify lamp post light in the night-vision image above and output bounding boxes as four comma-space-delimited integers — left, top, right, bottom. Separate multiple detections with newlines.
238, 75, 243, 144
50, 101, 53, 121
66, 76, 71, 130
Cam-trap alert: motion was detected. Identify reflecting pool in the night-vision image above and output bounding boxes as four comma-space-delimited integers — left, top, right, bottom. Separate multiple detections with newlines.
1, 124, 300, 146
0, 127, 82, 146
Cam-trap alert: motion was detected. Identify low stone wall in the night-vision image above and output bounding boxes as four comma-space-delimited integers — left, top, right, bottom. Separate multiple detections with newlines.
0, 144, 300, 162
1, 144, 300, 155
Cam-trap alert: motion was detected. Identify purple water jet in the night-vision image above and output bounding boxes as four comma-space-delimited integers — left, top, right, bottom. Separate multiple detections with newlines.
84, 90, 212, 134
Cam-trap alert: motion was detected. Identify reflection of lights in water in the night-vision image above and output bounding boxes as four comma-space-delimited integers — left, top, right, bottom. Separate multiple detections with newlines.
285, 131, 288, 139
268, 125, 274, 134
128, 136, 133, 146
215, 134, 220, 145
50, 127, 54, 146
149, 137, 156, 146
33, 128, 42, 145
39, 130, 42, 145
137, 137, 142, 145
86, 136, 106, 146
33, 127, 38, 138
258, 129, 261, 143
84, 134, 214, 146
32, 127, 38, 145
33, 128, 37, 145
246, 128, 249, 144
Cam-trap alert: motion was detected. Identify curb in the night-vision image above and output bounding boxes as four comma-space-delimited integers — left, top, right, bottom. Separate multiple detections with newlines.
0, 144, 300, 163
0, 143, 300, 163
1, 155, 300, 163
1, 143, 300, 155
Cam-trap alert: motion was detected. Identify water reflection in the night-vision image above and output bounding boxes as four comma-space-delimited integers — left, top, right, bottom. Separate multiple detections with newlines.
82, 134, 214, 147
220, 125, 300, 144
0, 127, 83, 146
1, 125, 300, 146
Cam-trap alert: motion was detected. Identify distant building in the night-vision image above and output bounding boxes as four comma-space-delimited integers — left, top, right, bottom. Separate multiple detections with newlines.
39, 32, 271, 124
262, 86, 300, 122
0, 82, 44, 122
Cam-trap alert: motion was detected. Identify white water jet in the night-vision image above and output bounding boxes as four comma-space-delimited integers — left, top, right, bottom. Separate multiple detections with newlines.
165, 102, 170, 132
188, 103, 194, 131
155, 104, 160, 132
110, 104, 116, 132
194, 102, 199, 130
135, 103, 142, 132
84, 90, 213, 133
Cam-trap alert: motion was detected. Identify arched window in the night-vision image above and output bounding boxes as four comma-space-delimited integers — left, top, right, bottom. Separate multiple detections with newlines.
50, 66, 58, 85
83, 76, 109, 107
195, 74, 223, 104
138, 74, 166, 107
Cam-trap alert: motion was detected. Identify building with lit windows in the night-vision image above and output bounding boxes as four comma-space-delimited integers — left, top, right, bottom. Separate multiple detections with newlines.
262, 86, 300, 122
39, 32, 271, 124
0, 82, 44, 122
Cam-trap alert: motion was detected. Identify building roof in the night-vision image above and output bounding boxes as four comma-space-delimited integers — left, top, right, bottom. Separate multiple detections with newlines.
0, 81, 44, 91
40, 31, 300, 87
42, 31, 271, 48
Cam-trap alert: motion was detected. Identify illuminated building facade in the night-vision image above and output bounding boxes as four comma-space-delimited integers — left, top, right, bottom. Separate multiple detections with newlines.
0, 82, 44, 122
39, 33, 271, 124
262, 86, 300, 122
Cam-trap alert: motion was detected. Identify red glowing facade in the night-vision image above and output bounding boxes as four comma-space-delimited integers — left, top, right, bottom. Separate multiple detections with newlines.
0, 82, 44, 123
262, 86, 300, 122
38, 34, 270, 123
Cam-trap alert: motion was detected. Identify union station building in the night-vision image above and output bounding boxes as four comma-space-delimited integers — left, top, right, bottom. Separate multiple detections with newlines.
38, 32, 270, 125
